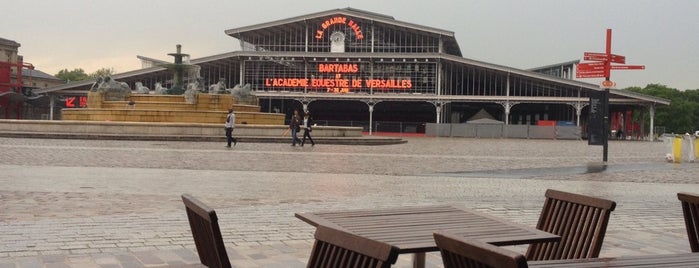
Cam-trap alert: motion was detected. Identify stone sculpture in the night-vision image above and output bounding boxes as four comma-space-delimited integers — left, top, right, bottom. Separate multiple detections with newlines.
184, 78, 204, 104
154, 82, 168, 95
90, 77, 103, 91
92, 76, 131, 101
135, 82, 150, 94
208, 79, 228, 94
231, 83, 253, 98
186, 78, 206, 93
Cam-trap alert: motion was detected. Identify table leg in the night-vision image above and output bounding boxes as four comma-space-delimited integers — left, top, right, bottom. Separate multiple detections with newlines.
412, 252, 425, 268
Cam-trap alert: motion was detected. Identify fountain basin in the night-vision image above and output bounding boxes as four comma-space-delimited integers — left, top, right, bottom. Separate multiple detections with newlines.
62, 92, 284, 125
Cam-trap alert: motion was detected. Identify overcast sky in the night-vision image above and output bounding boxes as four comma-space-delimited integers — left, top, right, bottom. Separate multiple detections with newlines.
3, 0, 698, 90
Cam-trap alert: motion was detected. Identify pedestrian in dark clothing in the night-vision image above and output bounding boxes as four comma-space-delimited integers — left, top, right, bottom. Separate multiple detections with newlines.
225, 108, 237, 147
301, 112, 315, 146
289, 109, 302, 146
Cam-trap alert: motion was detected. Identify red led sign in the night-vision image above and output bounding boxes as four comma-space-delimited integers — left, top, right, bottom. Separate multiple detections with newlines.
264, 63, 412, 93
315, 16, 364, 40
65, 96, 88, 108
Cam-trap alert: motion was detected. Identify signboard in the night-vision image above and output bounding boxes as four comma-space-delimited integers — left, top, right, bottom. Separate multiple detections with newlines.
576, 70, 606, 78
577, 62, 606, 71
584, 52, 607, 57
600, 80, 616, 89
64, 96, 88, 108
264, 63, 413, 93
575, 71, 606, 78
584, 52, 626, 63
315, 16, 364, 40
583, 56, 606, 61
610, 54, 626, 64
610, 65, 645, 70
588, 89, 607, 146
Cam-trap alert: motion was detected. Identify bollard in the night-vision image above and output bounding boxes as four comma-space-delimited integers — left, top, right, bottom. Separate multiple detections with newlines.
682, 135, 695, 163
664, 136, 675, 162
673, 136, 683, 163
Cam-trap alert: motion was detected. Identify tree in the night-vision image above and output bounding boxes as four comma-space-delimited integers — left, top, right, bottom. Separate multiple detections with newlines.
55, 68, 89, 82
89, 67, 116, 78
626, 84, 699, 133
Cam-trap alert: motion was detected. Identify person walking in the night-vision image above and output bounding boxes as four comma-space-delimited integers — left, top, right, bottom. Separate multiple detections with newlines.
301, 111, 315, 146
289, 109, 302, 146
225, 108, 237, 147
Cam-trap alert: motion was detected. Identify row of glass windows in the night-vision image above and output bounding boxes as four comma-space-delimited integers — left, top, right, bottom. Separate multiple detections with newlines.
240, 22, 441, 54
440, 62, 586, 98
118, 58, 586, 99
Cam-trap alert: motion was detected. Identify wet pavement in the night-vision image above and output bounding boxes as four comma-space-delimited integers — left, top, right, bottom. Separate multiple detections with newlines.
1, 137, 698, 267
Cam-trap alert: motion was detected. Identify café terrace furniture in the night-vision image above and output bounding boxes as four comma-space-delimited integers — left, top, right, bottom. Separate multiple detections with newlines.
678, 192, 699, 252
432, 231, 699, 268
528, 253, 699, 267
181, 194, 231, 268
296, 205, 559, 268
307, 224, 399, 268
433, 231, 528, 268
526, 189, 617, 261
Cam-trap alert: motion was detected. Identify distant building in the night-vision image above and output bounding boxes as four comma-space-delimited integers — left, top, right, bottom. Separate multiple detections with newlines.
0, 37, 62, 119
35, 8, 669, 139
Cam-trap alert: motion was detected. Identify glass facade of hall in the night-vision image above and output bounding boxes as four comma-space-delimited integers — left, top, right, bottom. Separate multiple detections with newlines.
239, 17, 443, 54
233, 13, 587, 98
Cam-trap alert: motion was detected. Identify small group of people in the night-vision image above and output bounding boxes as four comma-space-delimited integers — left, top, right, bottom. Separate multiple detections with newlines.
288, 109, 315, 147
223, 108, 315, 148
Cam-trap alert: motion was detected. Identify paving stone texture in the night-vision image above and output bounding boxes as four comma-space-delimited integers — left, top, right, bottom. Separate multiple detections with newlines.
1, 137, 698, 267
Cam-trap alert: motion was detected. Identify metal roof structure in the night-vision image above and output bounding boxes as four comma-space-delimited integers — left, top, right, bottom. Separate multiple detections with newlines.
224, 8, 462, 57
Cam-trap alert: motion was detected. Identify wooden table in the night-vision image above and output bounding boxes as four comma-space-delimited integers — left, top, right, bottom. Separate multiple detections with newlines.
296, 205, 559, 268
529, 252, 699, 267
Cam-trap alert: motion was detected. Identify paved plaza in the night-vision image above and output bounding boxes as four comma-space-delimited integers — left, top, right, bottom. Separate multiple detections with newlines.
1, 136, 699, 267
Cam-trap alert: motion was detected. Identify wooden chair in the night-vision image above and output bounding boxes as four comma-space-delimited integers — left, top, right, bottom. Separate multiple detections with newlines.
181, 194, 231, 268
434, 231, 528, 268
307, 224, 399, 268
678, 192, 699, 252
525, 189, 616, 261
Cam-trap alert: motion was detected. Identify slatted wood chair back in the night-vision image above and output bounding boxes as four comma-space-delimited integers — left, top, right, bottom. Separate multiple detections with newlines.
434, 232, 528, 268
526, 189, 616, 261
678, 192, 699, 252
307, 225, 399, 268
181, 194, 231, 268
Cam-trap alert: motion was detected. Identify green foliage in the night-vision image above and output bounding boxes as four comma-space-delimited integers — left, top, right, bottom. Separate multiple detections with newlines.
55, 67, 117, 82
626, 84, 699, 133
89, 68, 115, 78
55, 68, 89, 82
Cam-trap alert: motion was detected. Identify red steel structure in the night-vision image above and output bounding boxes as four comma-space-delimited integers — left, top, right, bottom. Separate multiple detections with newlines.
0, 59, 33, 119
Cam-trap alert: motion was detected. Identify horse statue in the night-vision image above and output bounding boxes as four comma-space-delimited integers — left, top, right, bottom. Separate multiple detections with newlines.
186, 77, 206, 93
231, 83, 252, 98
90, 76, 104, 91
135, 82, 150, 94
184, 78, 205, 104
154, 82, 168, 95
208, 79, 228, 94
95, 76, 131, 100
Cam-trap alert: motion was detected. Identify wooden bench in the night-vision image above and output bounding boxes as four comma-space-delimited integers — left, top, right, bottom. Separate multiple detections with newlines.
526, 189, 616, 261
678, 192, 699, 252
307, 224, 399, 268
181, 194, 231, 268
434, 231, 528, 268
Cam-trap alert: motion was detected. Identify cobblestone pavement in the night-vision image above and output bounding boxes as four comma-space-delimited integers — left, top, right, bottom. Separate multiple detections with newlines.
1, 137, 698, 267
